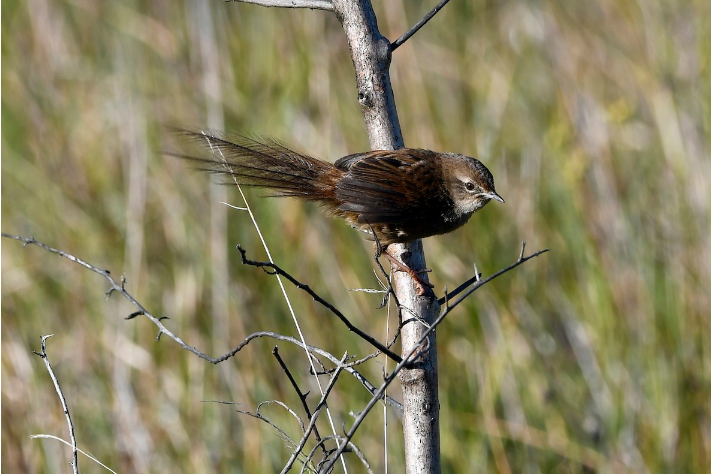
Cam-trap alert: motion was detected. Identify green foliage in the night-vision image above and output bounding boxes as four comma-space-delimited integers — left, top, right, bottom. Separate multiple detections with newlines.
2, 0, 709, 472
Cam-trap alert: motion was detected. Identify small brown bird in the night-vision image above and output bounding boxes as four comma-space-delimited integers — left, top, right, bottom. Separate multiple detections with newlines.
175, 130, 504, 292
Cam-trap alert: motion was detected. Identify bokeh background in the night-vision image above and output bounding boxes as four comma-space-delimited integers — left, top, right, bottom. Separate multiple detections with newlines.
3, 0, 710, 472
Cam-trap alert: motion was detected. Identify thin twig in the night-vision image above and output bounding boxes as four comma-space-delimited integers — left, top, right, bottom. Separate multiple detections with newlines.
273, 346, 326, 453
391, 0, 452, 51
209, 398, 317, 470
238, 245, 403, 364
33, 335, 79, 474
438, 242, 549, 306
226, 404, 317, 474
256, 400, 306, 433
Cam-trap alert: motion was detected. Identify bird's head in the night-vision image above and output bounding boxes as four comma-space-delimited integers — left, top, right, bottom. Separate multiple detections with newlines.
441, 153, 504, 216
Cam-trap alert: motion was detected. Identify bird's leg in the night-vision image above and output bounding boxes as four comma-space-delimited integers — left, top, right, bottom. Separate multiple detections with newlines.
372, 241, 433, 296
382, 252, 434, 296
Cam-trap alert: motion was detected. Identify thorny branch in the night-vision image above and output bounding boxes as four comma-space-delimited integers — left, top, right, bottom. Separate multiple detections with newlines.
1, 233, 403, 413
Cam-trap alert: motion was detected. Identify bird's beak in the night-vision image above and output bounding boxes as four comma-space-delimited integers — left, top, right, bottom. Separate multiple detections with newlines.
488, 192, 505, 203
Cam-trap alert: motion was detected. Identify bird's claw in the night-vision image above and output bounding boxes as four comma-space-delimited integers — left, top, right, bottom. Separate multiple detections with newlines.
382, 253, 434, 296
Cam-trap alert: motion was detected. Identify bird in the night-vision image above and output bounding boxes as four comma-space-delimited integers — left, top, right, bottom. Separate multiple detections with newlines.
173, 130, 504, 294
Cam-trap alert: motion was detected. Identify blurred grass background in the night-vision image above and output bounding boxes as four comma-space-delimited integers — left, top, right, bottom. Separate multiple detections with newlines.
2, 0, 710, 472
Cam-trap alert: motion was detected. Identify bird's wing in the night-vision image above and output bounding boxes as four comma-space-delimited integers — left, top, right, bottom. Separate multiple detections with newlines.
334, 149, 442, 225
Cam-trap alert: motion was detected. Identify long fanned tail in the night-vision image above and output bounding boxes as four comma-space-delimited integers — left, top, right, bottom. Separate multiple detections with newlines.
172, 129, 341, 202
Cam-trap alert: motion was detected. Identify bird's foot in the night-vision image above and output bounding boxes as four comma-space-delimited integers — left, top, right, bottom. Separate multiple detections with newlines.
382, 252, 434, 296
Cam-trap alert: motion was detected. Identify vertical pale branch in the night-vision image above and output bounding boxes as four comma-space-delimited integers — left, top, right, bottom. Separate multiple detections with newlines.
389, 241, 441, 474
330, 1, 441, 472
331, 0, 402, 150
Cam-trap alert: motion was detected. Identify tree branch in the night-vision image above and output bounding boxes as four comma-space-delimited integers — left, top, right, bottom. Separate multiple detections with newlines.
231, 0, 334, 12
238, 245, 403, 363
391, 0, 452, 51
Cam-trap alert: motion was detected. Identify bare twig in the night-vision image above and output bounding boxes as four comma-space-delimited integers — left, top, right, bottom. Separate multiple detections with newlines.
33, 335, 79, 474
231, 0, 333, 12
238, 245, 403, 364
255, 400, 307, 433
224, 402, 317, 473
438, 242, 550, 306
203, 399, 307, 442
1, 233, 403, 413
273, 346, 326, 453
391, 0, 452, 51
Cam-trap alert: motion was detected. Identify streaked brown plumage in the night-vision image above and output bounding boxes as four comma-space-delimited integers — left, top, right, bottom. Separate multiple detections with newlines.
174, 130, 504, 247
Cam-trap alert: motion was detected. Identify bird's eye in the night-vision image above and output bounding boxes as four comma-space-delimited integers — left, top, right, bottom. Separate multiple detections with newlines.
464, 181, 476, 192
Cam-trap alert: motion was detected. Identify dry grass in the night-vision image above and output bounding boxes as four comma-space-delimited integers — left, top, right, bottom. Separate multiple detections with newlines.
2, 0, 710, 472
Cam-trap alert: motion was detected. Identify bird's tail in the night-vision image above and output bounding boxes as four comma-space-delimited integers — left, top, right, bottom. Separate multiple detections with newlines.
170, 129, 340, 202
